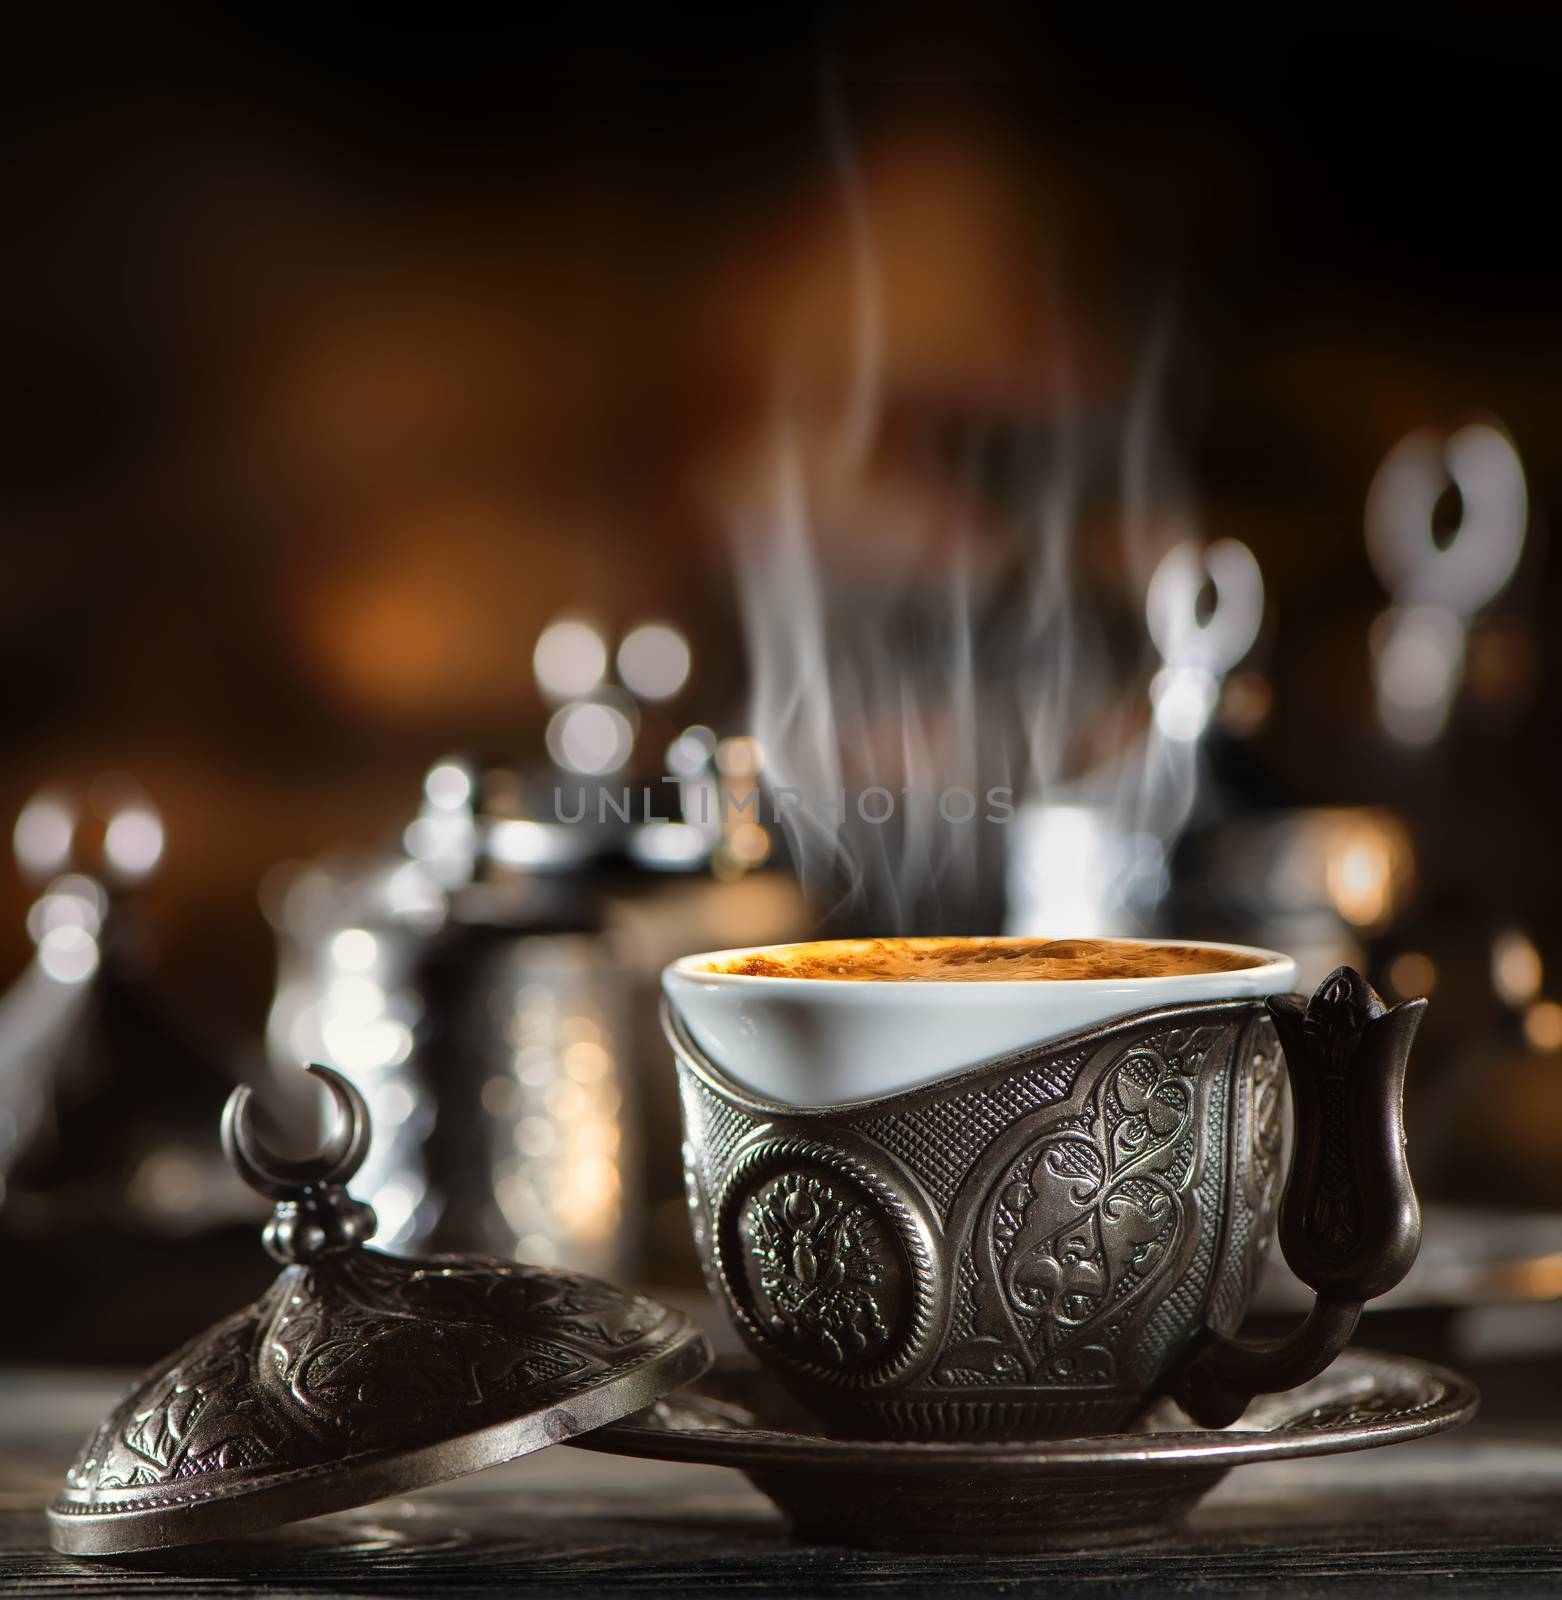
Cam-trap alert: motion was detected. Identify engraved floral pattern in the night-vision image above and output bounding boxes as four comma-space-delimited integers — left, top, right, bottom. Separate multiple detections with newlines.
1248, 1028, 1286, 1212
939, 1031, 1211, 1390
63, 1253, 677, 1503
672, 1003, 1308, 1437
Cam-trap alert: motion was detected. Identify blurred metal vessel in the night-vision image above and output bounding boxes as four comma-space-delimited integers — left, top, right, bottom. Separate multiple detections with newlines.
0, 779, 268, 1362
263, 756, 809, 1282
1164, 805, 1415, 990
264, 759, 635, 1278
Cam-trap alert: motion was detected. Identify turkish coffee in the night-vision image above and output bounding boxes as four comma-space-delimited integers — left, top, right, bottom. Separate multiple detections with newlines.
704, 936, 1264, 983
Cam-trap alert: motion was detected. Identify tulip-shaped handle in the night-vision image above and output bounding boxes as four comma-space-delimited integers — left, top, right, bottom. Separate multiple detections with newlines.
1175, 967, 1423, 1426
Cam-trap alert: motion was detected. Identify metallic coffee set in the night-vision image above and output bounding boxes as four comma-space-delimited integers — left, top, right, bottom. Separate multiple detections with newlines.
46, 934, 1478, 1558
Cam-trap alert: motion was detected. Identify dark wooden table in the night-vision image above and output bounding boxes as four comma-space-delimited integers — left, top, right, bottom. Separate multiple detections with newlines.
4, 1348, 1561, 1598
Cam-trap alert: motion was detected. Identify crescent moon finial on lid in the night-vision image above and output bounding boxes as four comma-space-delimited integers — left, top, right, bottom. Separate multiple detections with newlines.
221, 1064, 372, 1202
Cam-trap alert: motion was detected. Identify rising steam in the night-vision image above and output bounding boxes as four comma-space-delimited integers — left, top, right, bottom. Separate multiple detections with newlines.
726, 125, 1260, 935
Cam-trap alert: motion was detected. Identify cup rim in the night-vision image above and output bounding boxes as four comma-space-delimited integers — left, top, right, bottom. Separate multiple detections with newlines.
665, 935, 1294, 993
662, 988, 1277, 1118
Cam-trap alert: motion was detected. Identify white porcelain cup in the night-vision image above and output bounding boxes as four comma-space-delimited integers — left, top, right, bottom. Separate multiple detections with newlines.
665, 938, 1426, 1440
663, 936, 1296, 1107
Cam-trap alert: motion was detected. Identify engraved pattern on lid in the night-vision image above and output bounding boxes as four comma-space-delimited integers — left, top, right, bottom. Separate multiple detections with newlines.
48, 1063, 710, 1554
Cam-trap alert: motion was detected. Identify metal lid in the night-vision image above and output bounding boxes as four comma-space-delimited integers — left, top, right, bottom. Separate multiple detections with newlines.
47, 1066, 710, 1556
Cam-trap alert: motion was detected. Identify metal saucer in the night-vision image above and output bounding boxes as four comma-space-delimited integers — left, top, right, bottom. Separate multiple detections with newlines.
575, 1350, 1478, 1553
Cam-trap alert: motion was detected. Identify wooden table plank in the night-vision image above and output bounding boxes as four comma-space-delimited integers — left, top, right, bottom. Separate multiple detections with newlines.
3, 1366, 1560, 1598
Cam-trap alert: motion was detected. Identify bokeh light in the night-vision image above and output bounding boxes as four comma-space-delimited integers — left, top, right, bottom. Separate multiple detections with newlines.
616, 622, 691, 701
13, 791, 76, 882
102, 805, 164, 880
545, 701, 635, 775
534, 618, 608, 701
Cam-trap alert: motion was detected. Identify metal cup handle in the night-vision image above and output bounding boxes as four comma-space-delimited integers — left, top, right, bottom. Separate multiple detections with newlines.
1174, 967, 1424, 1426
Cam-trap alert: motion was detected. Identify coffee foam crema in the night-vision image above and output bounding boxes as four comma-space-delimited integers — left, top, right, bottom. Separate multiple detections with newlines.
703, 936, 1264, 984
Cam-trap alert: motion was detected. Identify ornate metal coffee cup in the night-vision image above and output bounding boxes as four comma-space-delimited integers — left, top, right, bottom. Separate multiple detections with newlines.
665, 939, 1422, 1439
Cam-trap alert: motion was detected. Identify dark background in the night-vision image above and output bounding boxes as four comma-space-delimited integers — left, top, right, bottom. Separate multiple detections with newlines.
1, 10, 1557, 1205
